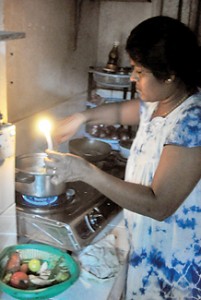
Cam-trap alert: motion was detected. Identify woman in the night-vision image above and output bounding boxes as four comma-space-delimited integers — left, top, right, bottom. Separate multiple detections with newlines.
45, 16, 201, 299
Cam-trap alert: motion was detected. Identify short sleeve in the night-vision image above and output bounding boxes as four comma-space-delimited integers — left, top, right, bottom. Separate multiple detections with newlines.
139, 99, 157, 121
166, 105, 201, 147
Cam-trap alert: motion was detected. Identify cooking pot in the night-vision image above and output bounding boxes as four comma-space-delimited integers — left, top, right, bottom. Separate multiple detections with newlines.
15, 153, 67, 197
69, 137, 111, 162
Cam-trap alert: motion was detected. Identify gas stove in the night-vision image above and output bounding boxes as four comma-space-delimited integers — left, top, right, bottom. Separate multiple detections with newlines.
16, 152, 126, 252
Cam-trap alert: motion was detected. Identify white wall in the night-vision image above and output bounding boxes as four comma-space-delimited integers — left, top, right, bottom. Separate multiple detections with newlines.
0, 0, 7, 121
5, 0, 100, 123
97, 1, 152, 67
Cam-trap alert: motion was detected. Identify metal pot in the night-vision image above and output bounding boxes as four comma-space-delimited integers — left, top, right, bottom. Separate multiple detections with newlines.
69, 137, 111, 162
119, 140, 132, 159
15, 153, 67, 197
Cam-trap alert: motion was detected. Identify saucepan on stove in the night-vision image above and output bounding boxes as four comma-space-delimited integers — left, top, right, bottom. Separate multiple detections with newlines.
69, 137, 112, 162
15, 152, 67, 197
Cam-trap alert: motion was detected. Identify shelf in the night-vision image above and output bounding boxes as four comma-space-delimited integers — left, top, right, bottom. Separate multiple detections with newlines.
0, 31, 25, 41
88, 66, 135, 101
91, 67, 131, 88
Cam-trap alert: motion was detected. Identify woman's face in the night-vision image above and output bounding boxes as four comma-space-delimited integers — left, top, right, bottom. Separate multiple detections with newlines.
130, 59, 175, 102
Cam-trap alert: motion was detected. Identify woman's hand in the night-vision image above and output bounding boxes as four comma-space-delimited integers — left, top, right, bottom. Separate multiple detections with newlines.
45, 149, 90, 185
53, 113, 86, 144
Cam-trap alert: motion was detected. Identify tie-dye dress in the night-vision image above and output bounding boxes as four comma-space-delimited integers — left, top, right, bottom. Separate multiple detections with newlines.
124, 92, 201, 300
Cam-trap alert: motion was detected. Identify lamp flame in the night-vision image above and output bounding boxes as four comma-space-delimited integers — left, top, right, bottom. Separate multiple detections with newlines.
38, 119, 53, 150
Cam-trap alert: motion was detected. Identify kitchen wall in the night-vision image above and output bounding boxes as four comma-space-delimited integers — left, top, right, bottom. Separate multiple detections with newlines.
4, 0, 100, 123
2, 0, 100, 154
1, 0, 153, 155
97, 1, 152, 67
0, 0, 7, 122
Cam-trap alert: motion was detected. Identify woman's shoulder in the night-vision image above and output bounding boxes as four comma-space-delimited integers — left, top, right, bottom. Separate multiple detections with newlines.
185, 90, 201, 107
180, 91, 201, 121
166, 92, 201, 147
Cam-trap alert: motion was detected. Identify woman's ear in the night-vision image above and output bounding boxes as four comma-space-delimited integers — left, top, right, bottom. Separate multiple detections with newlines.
165, 74, 175, 83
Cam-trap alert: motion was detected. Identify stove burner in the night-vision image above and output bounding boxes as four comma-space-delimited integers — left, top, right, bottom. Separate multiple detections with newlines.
22, 195, 58, 206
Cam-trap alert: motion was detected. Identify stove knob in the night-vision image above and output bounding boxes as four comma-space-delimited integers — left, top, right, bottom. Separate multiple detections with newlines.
65, 188, 75, 201
87, 207, 104, 230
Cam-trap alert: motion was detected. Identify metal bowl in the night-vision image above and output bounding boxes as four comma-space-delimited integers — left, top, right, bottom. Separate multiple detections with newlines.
119, 140, 132, 159
69, 138, 111, 162
93, 69, 131, 88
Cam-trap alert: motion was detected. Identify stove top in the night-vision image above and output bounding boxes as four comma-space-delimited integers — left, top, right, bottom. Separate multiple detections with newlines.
16, 151, 126, 252
16, 180, 110, 218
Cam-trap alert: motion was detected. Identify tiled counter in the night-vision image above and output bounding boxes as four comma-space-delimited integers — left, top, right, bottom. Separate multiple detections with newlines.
0, 147, 17, 253
0, 204, 17, 252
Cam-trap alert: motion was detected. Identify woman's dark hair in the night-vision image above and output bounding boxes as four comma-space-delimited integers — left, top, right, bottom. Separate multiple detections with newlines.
126, 16, 201, 89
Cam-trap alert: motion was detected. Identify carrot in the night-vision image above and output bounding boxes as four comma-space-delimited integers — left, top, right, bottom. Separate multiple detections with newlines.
6, 252, 21, 273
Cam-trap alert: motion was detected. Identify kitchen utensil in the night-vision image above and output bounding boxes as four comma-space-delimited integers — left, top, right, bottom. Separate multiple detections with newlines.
93, 68, 131, 88
15, 153, 67, 197
69, 137, 111, 162
119, 140, 132, 159
0, 243, 79, 300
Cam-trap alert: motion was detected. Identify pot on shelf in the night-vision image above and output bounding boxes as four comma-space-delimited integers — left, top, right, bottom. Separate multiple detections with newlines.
15, 153, 67, 197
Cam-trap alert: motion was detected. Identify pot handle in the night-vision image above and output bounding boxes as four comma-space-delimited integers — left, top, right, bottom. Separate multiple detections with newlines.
15, 171, 35, 184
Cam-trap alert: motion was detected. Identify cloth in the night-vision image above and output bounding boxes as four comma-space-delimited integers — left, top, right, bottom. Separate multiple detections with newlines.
124, 92, 201, 299
78, 234, 120, 279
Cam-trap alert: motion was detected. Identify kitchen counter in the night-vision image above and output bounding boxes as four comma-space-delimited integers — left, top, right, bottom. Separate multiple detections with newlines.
0, 211, 129, 300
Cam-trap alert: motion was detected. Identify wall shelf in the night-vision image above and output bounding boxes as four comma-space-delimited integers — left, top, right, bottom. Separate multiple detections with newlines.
0, 31, 25, 41
87, 66, 135, 101
86, 66, 136, 148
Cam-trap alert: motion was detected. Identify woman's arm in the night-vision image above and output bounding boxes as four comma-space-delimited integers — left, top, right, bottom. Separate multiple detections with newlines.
83, 99, 140, 126
45, 145, 201, 221
54, 99, 140, 143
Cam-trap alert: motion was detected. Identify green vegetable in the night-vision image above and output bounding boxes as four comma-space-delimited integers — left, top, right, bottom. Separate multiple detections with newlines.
28, 259, 41, 273
56, 271, 70, 282
48, 257, 63, 280
2, 272, 12, 284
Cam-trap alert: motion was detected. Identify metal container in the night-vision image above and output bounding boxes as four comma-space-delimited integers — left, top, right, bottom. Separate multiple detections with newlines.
69, 138, 111, 162
93, 68, 131, 88
15, 153, 67, 197
119, 140, 132, 159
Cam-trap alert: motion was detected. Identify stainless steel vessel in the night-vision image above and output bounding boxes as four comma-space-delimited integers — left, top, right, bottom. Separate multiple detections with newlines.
15, 153, 67, 197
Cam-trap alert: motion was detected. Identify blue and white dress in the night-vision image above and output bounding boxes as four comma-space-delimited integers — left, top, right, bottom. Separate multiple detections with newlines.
124, 92, 201, 300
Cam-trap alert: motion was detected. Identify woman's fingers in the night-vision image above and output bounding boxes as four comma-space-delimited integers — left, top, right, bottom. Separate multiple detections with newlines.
50, 174, 64, 185
45, 149, 88, 183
